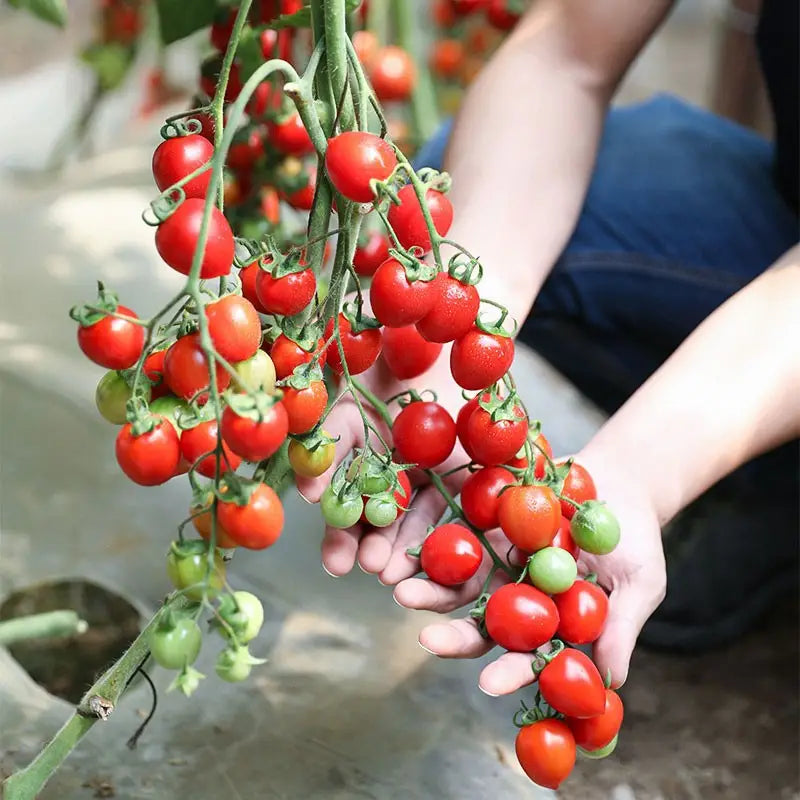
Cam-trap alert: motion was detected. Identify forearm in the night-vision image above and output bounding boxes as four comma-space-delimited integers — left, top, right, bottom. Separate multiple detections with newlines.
580, 248, 800, 524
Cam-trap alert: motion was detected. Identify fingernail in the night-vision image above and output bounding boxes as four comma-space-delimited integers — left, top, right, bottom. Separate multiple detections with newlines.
357, 561, 368, 574
478, 685, 499, 698
377, 575, 390, 586
322, 564, 339, 578
418, 642, 435, 655
392, 593, 407, 608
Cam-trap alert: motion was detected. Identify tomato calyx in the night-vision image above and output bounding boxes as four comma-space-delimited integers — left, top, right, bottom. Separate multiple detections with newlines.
475, 298, 518, 338
530, 639, 567, 676
389, 387, 439, 407
290, 426, 338, 453
69, 281, 122, 327
158, 115, 204, 140
476, 386, 525, 424
512, 694, 563, 728
168, 663, 206, 697
223, 389, 282, 422
447, 253, 484, 286
278, 316, 325, 351
340, 300, 381, 333
216, 475, 262, 507
345, 450, 410, 498
386, 247, 439, 284
143, 186, 186, 227
282, 361, 324, 390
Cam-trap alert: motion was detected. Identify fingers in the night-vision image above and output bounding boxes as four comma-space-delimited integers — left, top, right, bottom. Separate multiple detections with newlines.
478, 651, 539, 696
393, 568, 489, 613
418, 618, 494, 659
320, 524, 363, 576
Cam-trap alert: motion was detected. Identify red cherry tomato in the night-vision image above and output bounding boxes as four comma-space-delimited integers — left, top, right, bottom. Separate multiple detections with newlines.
217, 482, 284, 550
498, 484, 562, 552
77, 306, 145, 370
226, 127, 264, 172
487, 0, 521, 30
209, 11, 236, 51
269, 112, 313, 156
566, 690, 624, 751
369, 46, 416, 101
450, 327, 514, 390
284, 168, 316, 210
179, 419, 241, 478
554, 579, 609, 644
558, 461, 597, 519
432, 0, 457, 26
450, 0, 487, 14
466, 402, 528, 466
353, 230, 391, 276
430, 39, 465, 79
115, 416, 180, 486
152, 134, 213, 199
415, 272, 480, 343
420, 524, 483, 586
246, 80, 273, 118
552, 516, 580, 559
515, 720, 576, 790
484, 583, 559, 651
239, 260, 269, 313
221, 401, 289, 462
255, 267, 316, 317
381, 325, 443, 380
387, 185, 453, 252
163, 333, 231, 401
460, 466, 514, 530
369, 258, 437, 328
538, 649, 606, 718
143, 348, 169, 399
282, 380, 328, 434
506, 431, 552, 478
455, 394, 482, 461
261, 187, 282, 225
270, 334, 326, 379
325, 131, 398, 203
205, 295, 262, 363
324, 314, 382, 375
392, 401, 457, 469
155, 198, 234, 279
352, 29, 379, 67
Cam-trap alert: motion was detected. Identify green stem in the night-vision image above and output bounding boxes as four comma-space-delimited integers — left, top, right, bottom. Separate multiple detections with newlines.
351, 377, 392, 427
0, 611, 88, 646
323, 0, 354, 131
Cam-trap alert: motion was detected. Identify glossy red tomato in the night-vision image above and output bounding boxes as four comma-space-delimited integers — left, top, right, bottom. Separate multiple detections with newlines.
226, 128, 264, 171
143, 348, 169, 399
205, 295, 262, 363
455, 394, 482, 461
217, 482, 284, 550
261, 187, 282, 226
392, 401, 457, 469
246, 79, 274, 118
381, 325, 443, 380
269, 112, 313, 156
566, 690, 624, 750
179, 419, 241, 478
115, 416, 180, 486
558, 461, 597, 519
420, 524, 483, 586
325, 132, 397, 203
450, 327, 514, 390
152, 134, 213, 199
353, 230, 391, 276
484, 583, 559, 651
324, 314, 382, 375
487, 0, 521, 29
77, 306, 145, 370
460, 466, 514, 530
430, 39, 465, 79
432, 0, 457, 26
270, 334, 326, 379
552, 517, 580, 559
369, 258, 437, 327
415, 272, 480, 343
282, 380, 328, 434
155, 199, 234, 279
450, 0, 487, 14
387, 185, 453, 252
352, 29, 379, 67
498, 484, 561, 553
538, 649, 606, 718
220, 400, 289, 462
515, 720, 576, 790
163, 333, 231, 401
255, 267, 316, 317
369, 46, 416, 101
505, 431, 553, 480
554, 579, 609, 644
284, 168, 316, 210
239, 260, 269, 313
209, 10, 236, 51
466, 402, 528, 466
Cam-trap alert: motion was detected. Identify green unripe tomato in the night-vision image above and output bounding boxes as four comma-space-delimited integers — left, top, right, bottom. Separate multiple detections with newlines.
527, 547, 578, 594
150, 395, 191, 433
570, 500, 621, 555
232, 350, 275, 393
166, 540, 226, 601
320, 485, 364, 529
364, 495, 397, 528
579, 734, 618, 759
230, 591, 264, 644
346, 455, 391, 496
95, 371, 137, 424
149, 617, 202, 670
215, 645, 257, 682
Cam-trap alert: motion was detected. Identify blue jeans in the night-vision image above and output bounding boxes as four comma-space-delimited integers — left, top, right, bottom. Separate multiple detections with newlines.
416, 94, 798, 502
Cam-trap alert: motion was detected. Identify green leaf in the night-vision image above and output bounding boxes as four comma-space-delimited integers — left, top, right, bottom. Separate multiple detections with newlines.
156, 0, 218, 44
7, 0, 67, 27
80, 43, 134, 91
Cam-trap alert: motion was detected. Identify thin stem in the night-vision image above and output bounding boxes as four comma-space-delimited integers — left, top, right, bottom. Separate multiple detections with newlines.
0, 611, 88, 646
323, 0, 354, 131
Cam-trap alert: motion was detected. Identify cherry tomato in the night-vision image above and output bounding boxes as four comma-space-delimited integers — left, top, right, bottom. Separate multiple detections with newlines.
552, 517, 580, 559
455, 395, 482, 461
432, 0, 457, 26
149, 617, 202, 669
369, 258, 437, 327
415, 272, 480, 343
209, 10, 236, 51
450, 0, 486, 14
364, 495, 398, 528
460, 466, 514, 530
352, 29, 378, 67
155, 199, 234, 279
226, 591, 265, 643
558, 461, 597, 519
152, 134, 213, 199
570, 500, 620, 555
255, 267, 317, 317
392, 401, 456, 469
144, 348, 169, 399
359, 469, 412, 525
420, 524, 483, 585
239, 260, 269, 313
324, 314, 382, 375
369, 45, 416, 101
528, 547, 577, 594
163, 333, 231, 401
515, 720, 576, 790
430, 39, 465, 79
221, 400, 289, 462
167, 540, 225, 599
205, 295, 261, 363
484, 583, 559, 651
115, 416, 180, 486
284, 168, 316, 210
381, 325, 443, 380
320, 487, 364, 529
353, 230, 391, 276
554, 579, 609, 645
191, 494, 239, 548
450, 327, 514, 390
231, 349, 276, 393
149, 395, 191, 433
487, 0, 521, 30
246, 80, 274, 118
271, 334, 327, 379
269, 111, 313, 156
282, 380, 328, 434
261, 186, 282, 225
325, 131, 398, 203
95, 370, 134, 424
538, 649, 606, 718
180, 419, 241, 478
466, 402, 528, 466
387, 185, 453, 252
77, 306, 145, 370
288, 436, 335, 478
498, 484, 561, 553
218, 483, 284, 549
566, 690, 624, 751
226, 127, 264, 172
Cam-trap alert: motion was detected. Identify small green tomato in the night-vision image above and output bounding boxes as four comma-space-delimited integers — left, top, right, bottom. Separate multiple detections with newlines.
527, 547, 578, 594
320, 485, 364, 529
364, 495, 397, 528
95, 371, 137, 424
570, 500, 621, 555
